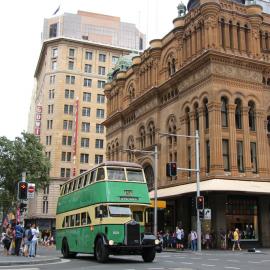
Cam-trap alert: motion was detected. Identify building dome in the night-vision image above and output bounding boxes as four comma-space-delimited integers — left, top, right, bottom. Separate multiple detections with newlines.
187, 0, 246, 11
107, 52, 139, 82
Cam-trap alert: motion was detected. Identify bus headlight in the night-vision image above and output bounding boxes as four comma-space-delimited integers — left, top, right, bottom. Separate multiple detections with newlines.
109, 240, 114, 246
155, 239, 160, 245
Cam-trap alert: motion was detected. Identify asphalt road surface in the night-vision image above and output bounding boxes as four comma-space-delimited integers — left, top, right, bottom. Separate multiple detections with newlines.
1, 250, 270, 270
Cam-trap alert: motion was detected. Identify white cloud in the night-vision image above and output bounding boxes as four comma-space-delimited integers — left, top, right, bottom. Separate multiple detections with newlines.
0, 0, 187, 139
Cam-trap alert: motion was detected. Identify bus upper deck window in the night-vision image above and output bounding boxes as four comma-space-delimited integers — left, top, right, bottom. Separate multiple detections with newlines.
107, 167, 125, 181
87, 213, 91, 224
83, 174, 88, 186
68, 182, 72, 193
126, 169, 144, 182
90, 170, 96, 183
96, 168, 105, 181
78, 177, 83, 189
75, 214, 80, 226
63, 184, 67, 195
72, 180, 77, 191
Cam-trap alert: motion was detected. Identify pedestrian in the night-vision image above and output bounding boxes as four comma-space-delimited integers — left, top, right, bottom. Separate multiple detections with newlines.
2, 224, 13, 256
22, 224, 31, 256
176, 226, 184, 250
232, 228, 242, 251
29, 223, 39, 257
191, 230, 198, 251
220, 229, 226, 250
14, 221, 24, 256
204, 231, 210, 249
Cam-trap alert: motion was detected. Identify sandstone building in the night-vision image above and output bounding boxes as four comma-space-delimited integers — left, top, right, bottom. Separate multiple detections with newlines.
27, 11, 145, 231
104, 0, 270, 247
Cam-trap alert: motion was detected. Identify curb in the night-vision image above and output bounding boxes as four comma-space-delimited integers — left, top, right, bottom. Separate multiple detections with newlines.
0, 257, 61, 266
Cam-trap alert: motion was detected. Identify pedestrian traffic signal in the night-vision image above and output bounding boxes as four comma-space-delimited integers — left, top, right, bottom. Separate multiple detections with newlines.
18, 182, 28, 200
196, 196, 204, 210
166, 162, 177, 177
199, 210, 204, 219
19, 202, 27, 212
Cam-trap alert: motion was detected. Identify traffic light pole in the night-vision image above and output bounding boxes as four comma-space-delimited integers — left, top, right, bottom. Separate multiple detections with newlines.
195, 130, 201, 252
123, 147, 158, 236
159, 130, 201, 251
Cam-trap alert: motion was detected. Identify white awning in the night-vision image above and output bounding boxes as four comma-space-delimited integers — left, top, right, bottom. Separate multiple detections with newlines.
149, 179, 270, 199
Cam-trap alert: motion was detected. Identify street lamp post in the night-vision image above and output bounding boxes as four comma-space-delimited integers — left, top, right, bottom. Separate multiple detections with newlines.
123, 146, 158, 236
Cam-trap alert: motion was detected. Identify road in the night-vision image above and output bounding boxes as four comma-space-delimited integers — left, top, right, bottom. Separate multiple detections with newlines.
1, 249, 270, 270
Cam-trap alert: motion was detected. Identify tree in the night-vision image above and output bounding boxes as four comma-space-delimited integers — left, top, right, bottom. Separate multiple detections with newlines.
0, 132, 51, 209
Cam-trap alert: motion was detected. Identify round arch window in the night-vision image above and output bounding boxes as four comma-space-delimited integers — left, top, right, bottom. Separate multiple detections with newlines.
144, 165, 154, 191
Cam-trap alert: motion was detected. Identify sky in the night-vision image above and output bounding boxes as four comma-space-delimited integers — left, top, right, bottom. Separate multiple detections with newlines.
0, 0, 187, 140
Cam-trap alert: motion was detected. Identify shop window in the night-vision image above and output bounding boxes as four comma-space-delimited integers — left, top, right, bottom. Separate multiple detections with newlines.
226, 196, 258, 240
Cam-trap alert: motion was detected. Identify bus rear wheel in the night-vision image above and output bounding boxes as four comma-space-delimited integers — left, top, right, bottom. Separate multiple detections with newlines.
61, 239, 76, 259
95, 238, 109, 263
142, 247, 156, 262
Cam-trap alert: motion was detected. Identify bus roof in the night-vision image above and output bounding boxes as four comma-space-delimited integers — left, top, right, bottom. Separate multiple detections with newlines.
94, 161, 142, 169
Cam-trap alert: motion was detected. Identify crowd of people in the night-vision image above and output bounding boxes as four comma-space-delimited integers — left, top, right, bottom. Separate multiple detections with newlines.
0, 222, 50, 257
157, 227, 244, 251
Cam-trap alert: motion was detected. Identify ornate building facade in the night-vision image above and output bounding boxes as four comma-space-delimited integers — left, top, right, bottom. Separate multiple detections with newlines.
104, 0, 270, 247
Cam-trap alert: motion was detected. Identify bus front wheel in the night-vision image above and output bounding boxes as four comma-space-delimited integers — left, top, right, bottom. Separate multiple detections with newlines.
142, 247, 156, 262
61, 239, 76, 259
95, 238, 109, 263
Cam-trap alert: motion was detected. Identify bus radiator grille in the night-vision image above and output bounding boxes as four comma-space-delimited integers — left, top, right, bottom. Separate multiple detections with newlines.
125, 222, 140, 246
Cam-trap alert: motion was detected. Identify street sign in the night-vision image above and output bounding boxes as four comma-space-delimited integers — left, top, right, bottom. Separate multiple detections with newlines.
27, 183, 36, 199
204, 208, 211, 220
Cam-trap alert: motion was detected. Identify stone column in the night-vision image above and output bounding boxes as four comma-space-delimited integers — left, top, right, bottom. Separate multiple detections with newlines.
208, 102, 224, 175
256, 110, 268, 177
242, 107, 252, 175
233, 22, 238, 51
228, 104, 238, 176
199, 107, 206, 176
225, 22, 230, 50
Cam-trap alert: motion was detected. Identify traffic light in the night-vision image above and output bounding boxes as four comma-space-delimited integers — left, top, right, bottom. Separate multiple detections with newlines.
18, 182, 28, 200
166, 162, 177, 177
196, 196, 204, 210
199, 210, 204, 219
19, 202, 27, 212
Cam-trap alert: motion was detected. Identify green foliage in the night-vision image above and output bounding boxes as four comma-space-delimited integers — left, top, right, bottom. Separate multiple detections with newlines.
0, 132, 51, 207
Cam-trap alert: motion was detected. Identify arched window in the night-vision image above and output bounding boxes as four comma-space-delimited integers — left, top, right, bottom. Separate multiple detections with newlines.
235, 98, 242, 129
267, 115, 270, 133
221, 96, 228, 127
204, 98, 209, 129
112, 144, 115, 161
127, 136, 135, 162
168, 116, 177, 145
168, 62, 171, 76
237, 23, 241, 50
144, 165, 154, 191
115, 142, 119, 161
248, 101, 256, 131
171, 58, 176, 74
107, 146, 111, 161
194, 103, 199, 131
128, 84, 135, 102
229, 21, 233, 49
148, 122, 155, 146
220, 18, 225, 49
139, 126, 146, 149
185, 107, 191, 135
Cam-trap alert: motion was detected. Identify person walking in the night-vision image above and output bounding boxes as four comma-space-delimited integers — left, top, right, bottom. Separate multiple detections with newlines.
14, 221, 24, 256
2, 224, 13, 256
22, 224, 31, 257
176, 226, 184, 250
191, 230, 198, 251
232, 228, 242, 251
29, 224, 39, 257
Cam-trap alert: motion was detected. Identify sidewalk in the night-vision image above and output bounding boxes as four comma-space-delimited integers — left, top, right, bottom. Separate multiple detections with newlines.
0, 246, 61, 266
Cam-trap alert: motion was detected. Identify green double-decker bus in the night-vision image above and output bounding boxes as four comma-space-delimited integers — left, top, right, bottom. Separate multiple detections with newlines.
56, 161, 159, 263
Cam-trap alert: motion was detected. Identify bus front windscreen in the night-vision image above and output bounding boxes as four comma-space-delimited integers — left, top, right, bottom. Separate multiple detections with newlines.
109, 206, 132, 217
126, 169, 144, 182
107, 167, 126, 181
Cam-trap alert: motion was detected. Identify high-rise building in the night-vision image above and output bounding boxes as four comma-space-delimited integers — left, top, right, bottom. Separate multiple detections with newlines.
27, 11, 145, 231
104, 0, 270, 247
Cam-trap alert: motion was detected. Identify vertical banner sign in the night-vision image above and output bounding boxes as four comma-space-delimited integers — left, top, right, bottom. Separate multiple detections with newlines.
72, 98, 79, 176
35, 105, 42, 136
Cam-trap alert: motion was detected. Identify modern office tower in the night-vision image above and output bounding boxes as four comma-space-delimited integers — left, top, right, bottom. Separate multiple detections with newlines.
27, 11, 145, 231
